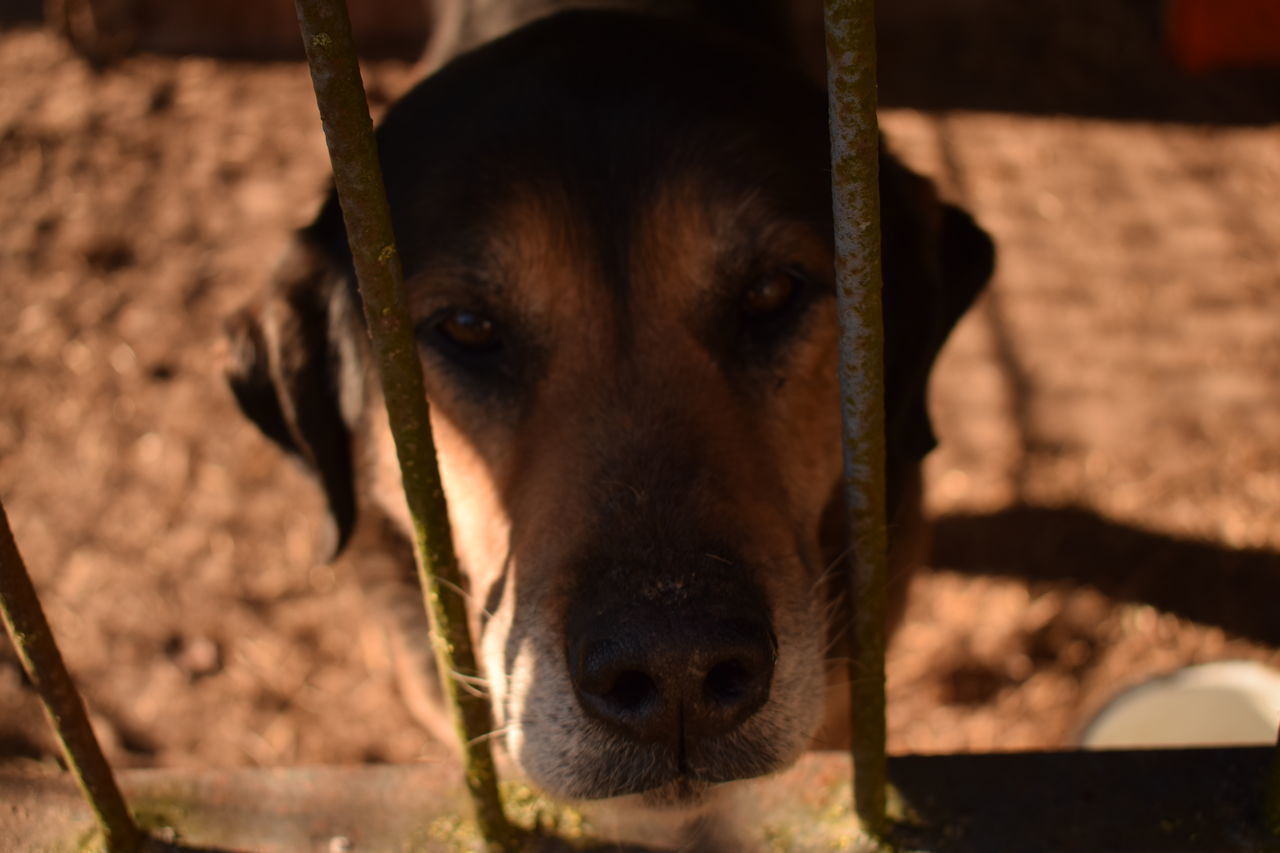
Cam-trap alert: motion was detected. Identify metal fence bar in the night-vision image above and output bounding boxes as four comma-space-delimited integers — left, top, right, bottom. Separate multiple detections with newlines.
822, 0, 890, 843
0, 496, 145, 853
289, 2, 518, 849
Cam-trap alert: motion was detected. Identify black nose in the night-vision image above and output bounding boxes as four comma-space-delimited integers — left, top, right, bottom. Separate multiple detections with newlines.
570, 616, 776, 744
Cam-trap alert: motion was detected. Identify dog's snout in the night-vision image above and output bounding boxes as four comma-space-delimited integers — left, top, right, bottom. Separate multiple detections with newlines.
570, 617, 776, 745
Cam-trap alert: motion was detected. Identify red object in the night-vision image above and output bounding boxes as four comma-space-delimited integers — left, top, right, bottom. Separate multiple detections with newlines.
1168, 0, 1280, 72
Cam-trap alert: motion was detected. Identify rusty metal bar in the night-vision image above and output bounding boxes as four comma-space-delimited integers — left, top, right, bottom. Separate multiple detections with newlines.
289, 1, 518, 849
0, 496, 145, 853
822, 0, 890, 843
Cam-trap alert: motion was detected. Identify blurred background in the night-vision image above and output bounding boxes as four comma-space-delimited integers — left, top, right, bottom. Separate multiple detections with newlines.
0, 0, 1278, 769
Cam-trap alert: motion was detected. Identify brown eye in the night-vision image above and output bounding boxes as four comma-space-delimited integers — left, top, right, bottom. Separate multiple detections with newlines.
438, 309, 499, 351
743, 270, 799, 317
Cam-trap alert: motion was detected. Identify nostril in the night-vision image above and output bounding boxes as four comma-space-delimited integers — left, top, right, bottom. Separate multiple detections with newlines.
569, 613, 775, 742
602, 670, 658, 714
704, 659, 753, 707
574, 640, 663, 724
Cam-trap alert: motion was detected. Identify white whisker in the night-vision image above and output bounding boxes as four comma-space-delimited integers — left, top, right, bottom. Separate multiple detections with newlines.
810, 544, 855, 594
467, 724, 515, 747
431, 575, 474, 604
448, 670, 492, 698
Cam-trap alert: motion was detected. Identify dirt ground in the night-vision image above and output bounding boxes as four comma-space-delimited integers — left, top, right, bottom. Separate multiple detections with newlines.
2, 2, 1279, 777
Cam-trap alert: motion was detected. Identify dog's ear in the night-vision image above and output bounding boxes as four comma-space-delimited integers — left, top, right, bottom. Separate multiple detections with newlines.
879, 151, 995, 465
225, 237, 365, 557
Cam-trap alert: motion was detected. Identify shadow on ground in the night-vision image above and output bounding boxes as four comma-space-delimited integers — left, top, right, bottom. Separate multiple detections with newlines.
931, 506, 1280, 647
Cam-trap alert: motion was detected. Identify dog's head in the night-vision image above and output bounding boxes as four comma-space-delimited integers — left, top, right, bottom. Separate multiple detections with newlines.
227, 10, 992, 808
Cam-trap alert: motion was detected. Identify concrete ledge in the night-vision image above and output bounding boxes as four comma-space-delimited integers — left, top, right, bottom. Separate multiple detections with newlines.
2, 747, 1276, 851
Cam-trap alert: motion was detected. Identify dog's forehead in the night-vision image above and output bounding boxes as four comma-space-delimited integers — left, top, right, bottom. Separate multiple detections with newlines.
362, 11, 832, 276
401, 173, 831, 349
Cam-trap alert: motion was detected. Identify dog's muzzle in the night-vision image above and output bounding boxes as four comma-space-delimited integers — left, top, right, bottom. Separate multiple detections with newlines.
562, 549, 782, 798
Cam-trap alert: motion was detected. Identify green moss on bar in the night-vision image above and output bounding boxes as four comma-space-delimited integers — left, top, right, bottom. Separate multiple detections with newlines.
822, 0, 891, 844
0, 499, 144, 853
290, 1, 518, 848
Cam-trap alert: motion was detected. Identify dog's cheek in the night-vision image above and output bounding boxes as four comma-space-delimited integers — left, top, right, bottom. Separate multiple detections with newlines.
427, 407, 514, 619
751, 312, 841, 752
364, 383, 515, 630
765, 307, 844, 545
364, 401, 415, 536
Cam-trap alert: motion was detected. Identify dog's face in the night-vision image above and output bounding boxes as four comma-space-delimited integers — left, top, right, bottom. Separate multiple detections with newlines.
227, 11, 992, 809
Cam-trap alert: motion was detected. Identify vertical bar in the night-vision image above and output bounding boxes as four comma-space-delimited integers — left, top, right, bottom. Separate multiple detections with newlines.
0, 498, 144, 853
289, 2, 518, 849
822, 0, 890, 842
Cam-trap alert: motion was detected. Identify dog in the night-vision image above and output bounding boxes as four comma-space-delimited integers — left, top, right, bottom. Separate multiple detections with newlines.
226, 1, 993, 843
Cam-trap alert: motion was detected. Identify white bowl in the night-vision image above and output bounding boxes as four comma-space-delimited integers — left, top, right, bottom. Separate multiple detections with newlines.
1081, 660, 1280, 748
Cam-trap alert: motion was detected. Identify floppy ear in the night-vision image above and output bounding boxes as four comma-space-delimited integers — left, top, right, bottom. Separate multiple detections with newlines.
878, 150, 995, 466
225, 237, 365, 557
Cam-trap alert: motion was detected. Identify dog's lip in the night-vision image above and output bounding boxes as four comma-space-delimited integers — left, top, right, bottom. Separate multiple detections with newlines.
637, 774, 715, 810
563, 742, 780, 802
573, 767, 711, 802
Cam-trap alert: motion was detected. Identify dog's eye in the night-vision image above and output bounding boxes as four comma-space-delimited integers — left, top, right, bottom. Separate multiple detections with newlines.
742, 269, 801, 318
416, 306, 528, 392
725, 265, 824, 365
436, 308, 500, 352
